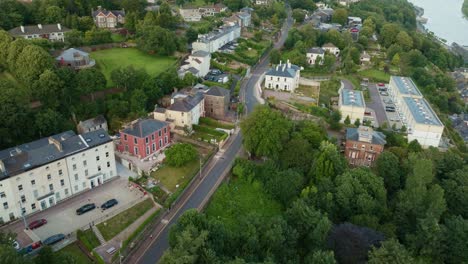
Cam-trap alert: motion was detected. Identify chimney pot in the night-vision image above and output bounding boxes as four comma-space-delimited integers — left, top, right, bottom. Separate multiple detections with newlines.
57, 23, 61, 30
20, 26, 24, 33
38, 24, 42, 29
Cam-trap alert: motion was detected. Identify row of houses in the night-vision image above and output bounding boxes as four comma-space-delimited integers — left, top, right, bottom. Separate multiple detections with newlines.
7, 6, 126, 41
179, 3, 228, 22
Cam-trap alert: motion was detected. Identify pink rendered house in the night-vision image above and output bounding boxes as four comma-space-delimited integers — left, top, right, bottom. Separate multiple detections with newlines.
118, 119, 171, 159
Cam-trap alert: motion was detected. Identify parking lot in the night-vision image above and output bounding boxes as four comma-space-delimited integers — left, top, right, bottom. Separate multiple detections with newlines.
2, 177, 145, 249
367, 83, 403, 129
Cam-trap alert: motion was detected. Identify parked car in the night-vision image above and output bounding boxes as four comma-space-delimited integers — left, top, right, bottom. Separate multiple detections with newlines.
101, 199, 118, 210
43, 234, 65, 246
76, 203, 96, 215
380, 91, 389, 96
389, 117, 399, 122
28, 219, 47, 230
383, 98, 393, 104
378, 87, 387, 92
377, 83, 385, 87
12, 240, 20, 250
385, 107, 396, 112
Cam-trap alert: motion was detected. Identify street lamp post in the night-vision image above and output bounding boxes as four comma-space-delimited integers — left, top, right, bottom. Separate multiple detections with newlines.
18, 199, 27, 229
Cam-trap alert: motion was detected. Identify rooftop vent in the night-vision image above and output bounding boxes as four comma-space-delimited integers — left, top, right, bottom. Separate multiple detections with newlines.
86, 138, 92, 142
99, 134, 105, 138
23, 163, 31, 168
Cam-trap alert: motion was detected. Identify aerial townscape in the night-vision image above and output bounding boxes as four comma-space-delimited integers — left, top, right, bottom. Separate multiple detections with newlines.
0, 0, 467, 263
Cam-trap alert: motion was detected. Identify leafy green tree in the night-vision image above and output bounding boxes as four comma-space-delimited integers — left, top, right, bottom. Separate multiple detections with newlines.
374, 151, 403, 197
0, 0, 27, 30
310, 141, 346, 184
441, 167, 468, 218
240, 106, 292, 159
75, 68, 106, 100
279, 138, 314, 173
130, 89, 148, 114
292, 9, 306, 23
32, 70, 63, 109
354, 118, 361, 127
165, 143, 198, 167
368, 239, 416, 264
380, 23, 400, 48
332, 8, 348, 26
136, 25, 178, 55
407, 140, 422, 153
441, 215, 468, 264
65, 29, 84, 46
343, 115, 351, 125
15, 45, 54, 84
270, 49, 281, 64
185, 27, 198, 43
294, 120, 326, 149
7, 38, 29, 73
124, 12, 138, 32
0, 30, 13, 70
44, 6, 63, 23
334, 168, 387, 224
304, 250, 336, 264
285, 199, 332, 252
84, 28, 112, 45
391, 53, 401, 66
396, 31, 413, 51
111, 66, 149, 92
264, 169, 304, 206
395, 155, 446, 245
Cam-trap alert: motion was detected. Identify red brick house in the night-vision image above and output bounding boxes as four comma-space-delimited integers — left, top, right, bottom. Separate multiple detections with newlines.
344, 126, 386, 167
118, 119, 170, 159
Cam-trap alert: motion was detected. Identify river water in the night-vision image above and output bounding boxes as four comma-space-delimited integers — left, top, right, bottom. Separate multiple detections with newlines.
408, 0, 468, 46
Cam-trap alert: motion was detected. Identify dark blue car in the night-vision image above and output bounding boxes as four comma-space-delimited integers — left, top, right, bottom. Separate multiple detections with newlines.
43, 234, 65, 246
101, 199, 118, 210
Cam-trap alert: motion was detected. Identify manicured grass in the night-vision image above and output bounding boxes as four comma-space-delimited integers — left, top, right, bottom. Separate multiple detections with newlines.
357, 69, 391, 83
192, 124, 228, 142
206, 178, 282, 229
151, 159, 200, 193
90, 48, 177, 86
199, 117, 235, 129
77, 229, 101, 251
97, 199, 154, 241
60, 243, 93, 264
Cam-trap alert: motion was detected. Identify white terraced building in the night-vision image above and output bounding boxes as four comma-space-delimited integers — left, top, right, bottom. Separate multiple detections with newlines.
338, 88, 366, 123
264, 60, 302, 92
388, 76, 444, 148
0, 129, 117, 224
192, 25, 241, 53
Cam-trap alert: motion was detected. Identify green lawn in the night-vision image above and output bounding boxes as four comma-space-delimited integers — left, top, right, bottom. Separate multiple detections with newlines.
199, 117, 234, 129
59, 243, 93, 264
357, 69, 391, 83
206, 178, 282, 228
151, 159, 200, 192
77, 229, 101, 251
97, 199, 154, 241
90, 48, 177, 87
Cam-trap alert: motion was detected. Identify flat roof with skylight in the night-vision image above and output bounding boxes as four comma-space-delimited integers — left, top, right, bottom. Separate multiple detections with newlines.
391, 76, 422, 97
340, 88, 365, 107
403, 97, 443, 126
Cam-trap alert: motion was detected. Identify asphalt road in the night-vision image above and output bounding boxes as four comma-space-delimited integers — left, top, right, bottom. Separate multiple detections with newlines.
131, 8, 294, 264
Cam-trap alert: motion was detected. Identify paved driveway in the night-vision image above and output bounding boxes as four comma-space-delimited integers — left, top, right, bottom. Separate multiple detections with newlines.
367, 83, 388, 126
2, 178, 144, 248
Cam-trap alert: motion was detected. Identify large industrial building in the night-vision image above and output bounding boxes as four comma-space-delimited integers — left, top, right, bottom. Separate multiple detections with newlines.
388, 76, 444, 148
338, 88, 366, 124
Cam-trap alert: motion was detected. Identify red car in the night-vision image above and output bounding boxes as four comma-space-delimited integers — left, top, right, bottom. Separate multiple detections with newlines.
28, 219, 47, 230
378, 83, 385, 87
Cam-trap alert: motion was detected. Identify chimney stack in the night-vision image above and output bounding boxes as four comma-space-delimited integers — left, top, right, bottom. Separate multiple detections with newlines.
20, 26, 24, 33
48, 137, 63, 152
57, 23, 61, 30
38, 24, 42, 29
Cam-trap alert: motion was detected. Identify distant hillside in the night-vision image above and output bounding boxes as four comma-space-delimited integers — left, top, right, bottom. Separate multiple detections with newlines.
463, 0, 468, 18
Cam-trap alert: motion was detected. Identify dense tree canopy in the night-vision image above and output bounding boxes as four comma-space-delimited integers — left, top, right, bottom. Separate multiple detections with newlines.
165, 143, 198, 167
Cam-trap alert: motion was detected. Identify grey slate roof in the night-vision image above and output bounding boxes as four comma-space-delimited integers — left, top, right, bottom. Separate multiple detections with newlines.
346, 128, 387, 145
0, 129, 111, 179
56, 48, 89, 61
308, 47, 325, 54
265, 63, 301, 78
191, 50, 210, 58
9, 24, 70, 36
77, 115, 107, 131
122, 119, 168, 138
168, 93, 204, 112
206, 86, 230, 97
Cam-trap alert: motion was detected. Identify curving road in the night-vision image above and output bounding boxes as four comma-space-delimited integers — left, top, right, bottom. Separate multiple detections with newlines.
128, 7, 293, 264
